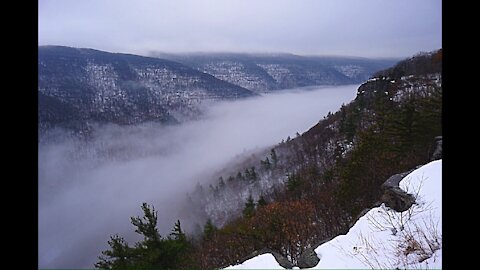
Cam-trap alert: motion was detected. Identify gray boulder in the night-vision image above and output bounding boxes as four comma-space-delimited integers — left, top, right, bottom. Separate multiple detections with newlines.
381, 170, 414, 189
381, 187, 416, 212
431, 136, 442, 161
380, 169, 417, 212
270, 250, 294, 269
297, 247, 320, 268
230, 248, 293, 269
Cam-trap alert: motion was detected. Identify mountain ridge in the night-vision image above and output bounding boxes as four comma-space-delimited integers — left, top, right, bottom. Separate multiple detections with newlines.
39, 46, 396, 140
38, 46, 256, 139
151, 51, 398, 92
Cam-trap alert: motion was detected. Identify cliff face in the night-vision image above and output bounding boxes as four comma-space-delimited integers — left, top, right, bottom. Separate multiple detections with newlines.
38, 46, 256, 139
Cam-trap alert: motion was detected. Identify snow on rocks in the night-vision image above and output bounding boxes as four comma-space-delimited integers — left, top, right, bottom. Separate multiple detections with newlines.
311, 160, 442, 269
224, 253, 285, 269
222, 160, 442, 269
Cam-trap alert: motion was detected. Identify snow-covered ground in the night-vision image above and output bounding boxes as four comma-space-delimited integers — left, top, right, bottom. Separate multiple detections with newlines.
225, 254, 285, 269
224, 160, 442, 269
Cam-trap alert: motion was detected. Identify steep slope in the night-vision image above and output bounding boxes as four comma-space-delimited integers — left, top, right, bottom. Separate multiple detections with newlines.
152, 53, 398, 93
223, 159, 442, 269
38, 46, 256, 139
187, 49, 442, 268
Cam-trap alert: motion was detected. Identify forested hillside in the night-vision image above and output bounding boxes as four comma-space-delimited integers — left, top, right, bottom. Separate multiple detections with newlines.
96, 49, 442, 269
153, 52, 397, 93
38, 46, 256, 139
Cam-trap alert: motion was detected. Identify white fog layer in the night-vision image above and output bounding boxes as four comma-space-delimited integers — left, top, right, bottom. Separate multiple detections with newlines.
39, 85, 358, 268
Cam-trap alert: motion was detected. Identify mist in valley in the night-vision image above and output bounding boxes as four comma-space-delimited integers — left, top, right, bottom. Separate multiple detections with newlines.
39, 84, 358, 268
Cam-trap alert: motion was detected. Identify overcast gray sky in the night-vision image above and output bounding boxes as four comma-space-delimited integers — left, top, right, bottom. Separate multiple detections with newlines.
39, 0, 441, 58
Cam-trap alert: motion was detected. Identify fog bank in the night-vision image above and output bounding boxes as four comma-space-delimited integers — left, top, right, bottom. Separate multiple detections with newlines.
39, 84, 358, 268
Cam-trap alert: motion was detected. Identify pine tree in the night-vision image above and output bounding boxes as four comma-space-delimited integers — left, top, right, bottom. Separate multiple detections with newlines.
243, 195, 256, 218
95, 234, 134, 269
96, 203, 193, 270
248, 167, 258, 182
261, 157, 271, 169
236, 171, 244, 181
166, 220, 191, 268
171, 220, 186, 241
130, 203, 161, 243
203, 219, 217, 240
257, 195, 267, 207
270, 148, 278, 167
218, 177, 226, 189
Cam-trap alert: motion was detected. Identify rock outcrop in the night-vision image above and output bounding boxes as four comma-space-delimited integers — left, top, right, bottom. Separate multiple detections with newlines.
297, 247, 321, 268
431, 136, 442, 161
226, 248, 293, 269
380, 170, 416, 212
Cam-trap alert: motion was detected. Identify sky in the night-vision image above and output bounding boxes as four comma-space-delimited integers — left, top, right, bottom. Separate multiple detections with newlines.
38, 0, 442, 58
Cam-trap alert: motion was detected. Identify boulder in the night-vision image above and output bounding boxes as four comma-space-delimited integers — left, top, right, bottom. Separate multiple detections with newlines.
233, 248, 294, 269
381, 187, 416, 212
431, 136, 442, 160
381, 170, 414, 189
270, 250, 294, 269
381, 169, 417, 212
297, 247, 320, 268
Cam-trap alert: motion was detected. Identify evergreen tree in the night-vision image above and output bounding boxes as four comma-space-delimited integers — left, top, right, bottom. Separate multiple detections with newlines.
270, 148, 278, 167
96, 203, 192, 270
171, 220, 186, 241
203, 219, 217, 240
236, 171, 244, 181
244, 168, 251, 181
261, 157, 271, 169
95, 234, 134, 270
131, 203, 161, 243
243, 195, 256, 218
218, 177, 226, 189
286, 173, 301, 192
249, 167, 258, 182
166, 220, 191, 268
257, 195, 267, 207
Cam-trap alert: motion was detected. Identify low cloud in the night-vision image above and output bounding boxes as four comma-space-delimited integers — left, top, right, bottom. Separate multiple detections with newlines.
39, 84, 358, 268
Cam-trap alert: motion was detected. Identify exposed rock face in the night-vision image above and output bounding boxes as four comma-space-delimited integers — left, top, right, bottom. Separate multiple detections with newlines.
381, 170, 415, 190
297, 247, 321, 268
270, 250, 295, 269
431, 136, 442, 161
381, 187, 416, 212
228, 248, 294, 269
381, 170, 416, 212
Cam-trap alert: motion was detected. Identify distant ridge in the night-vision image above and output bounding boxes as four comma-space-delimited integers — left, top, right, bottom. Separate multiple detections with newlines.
38, 46, 255, 138
152, 51, 398, 92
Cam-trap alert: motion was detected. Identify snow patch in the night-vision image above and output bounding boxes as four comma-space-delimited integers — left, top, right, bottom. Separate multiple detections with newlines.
224, 254, 284, 269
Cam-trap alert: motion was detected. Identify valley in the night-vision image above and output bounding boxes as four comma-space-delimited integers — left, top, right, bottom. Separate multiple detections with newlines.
38, 83, 359, 268
38, 46, 441, 269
